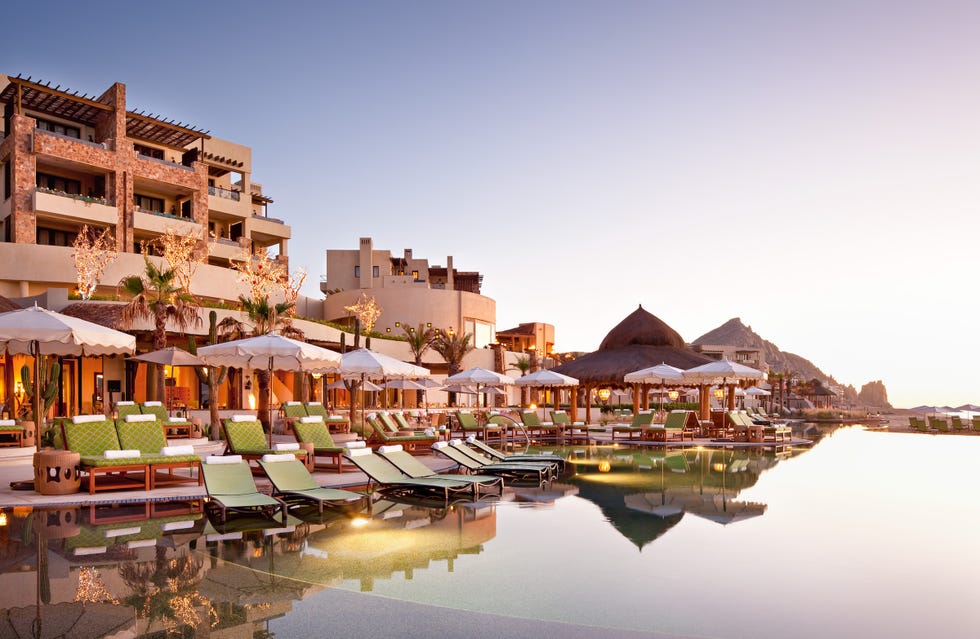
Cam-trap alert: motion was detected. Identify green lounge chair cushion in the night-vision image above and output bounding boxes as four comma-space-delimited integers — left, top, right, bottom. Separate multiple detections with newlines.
63, 420, 121, 456
115, 403, 142, 419
140, 403, 169, 421
224, 420, 269, 450
304, 402, 330, 419
116, 419, 167, 453
282, 402, 309, 419
79, 455, 146, 467
293, 420, 342, 452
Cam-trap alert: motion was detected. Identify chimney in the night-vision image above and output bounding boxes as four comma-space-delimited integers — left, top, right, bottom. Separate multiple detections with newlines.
446, 256, 454, 290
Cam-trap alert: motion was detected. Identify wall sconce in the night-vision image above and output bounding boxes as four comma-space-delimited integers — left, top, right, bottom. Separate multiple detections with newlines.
244, 375, 252, 391
713, 387, 725, 401
668, 390, 680, 402
597, 388, 611, 402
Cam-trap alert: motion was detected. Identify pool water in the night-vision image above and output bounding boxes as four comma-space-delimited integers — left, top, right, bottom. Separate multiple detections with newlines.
3, 426, 978, 638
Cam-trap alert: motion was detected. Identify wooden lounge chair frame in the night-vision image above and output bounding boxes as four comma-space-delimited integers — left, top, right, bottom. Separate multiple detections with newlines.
641, 410, 697, 442
290, 416, 347, 472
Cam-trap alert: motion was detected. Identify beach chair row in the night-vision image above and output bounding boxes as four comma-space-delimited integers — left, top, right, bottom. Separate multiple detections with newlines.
909, 415, 980, 433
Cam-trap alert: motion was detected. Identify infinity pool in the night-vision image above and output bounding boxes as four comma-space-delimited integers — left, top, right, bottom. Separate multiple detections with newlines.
3, 426, 978, 638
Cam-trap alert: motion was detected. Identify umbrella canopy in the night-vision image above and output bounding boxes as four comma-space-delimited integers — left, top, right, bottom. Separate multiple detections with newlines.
445, 367, 514, 386
623, 363, 684, 385
514, 369, 579, 387
326, 378, 382, 391
0, 304, 136, 357
480, 385, 507, 396
440, 384, 478, 394
744, 386, 771, 396
415, 377, 444, 389
196, 333, 341, 371
338, 348, 429, 379
383, 378, 428, 391
0, 305, 135, 425
129, 346, 205, 367
682, 359, 764, 384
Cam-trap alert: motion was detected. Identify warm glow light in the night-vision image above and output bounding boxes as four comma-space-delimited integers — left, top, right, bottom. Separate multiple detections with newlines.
529, 403, 537, 411
597, 388, 611, 402
668, 390, 680, 401
0, 509, 7, 527
713, 463, 727, 473
713, 388, 725, 400
350, 517, 370, 528
248, 393, 256, 410
598, 461, 611, 473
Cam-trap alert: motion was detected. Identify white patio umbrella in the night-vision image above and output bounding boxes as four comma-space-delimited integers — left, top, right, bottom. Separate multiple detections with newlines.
383, 378, 428, 409
515, 369, 578, 412
196, 333, 342, 445
444, 367, 514, 408
129, 346, 206, 413
682, 359, 764, 419
624, 363, 685, 411
0, 305, 135, 428
338, 348, 430, 426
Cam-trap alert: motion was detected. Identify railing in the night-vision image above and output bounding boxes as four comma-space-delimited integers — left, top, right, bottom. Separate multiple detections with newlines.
136, 206, 197, 223
136, 151, 193, 171
36, 187, 110, 206
208, 186, 240, 201
252, 212, 284, 224
35, 128, 106, 150
214, 237, 240, 247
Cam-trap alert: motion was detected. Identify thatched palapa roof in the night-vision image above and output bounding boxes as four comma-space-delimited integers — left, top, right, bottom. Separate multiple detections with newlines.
59, 303, 129, 330
551, 305, 711, 385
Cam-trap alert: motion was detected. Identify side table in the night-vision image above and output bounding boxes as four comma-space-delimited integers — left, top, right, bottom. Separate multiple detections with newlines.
34, 449, 81, 495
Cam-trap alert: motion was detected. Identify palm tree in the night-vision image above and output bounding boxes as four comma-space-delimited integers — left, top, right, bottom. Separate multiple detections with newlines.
218, 295, 302, 432
401, 323, 436, 405
510, 355, 531, 407
119, 256, 200, 400
433, 330, 473, 405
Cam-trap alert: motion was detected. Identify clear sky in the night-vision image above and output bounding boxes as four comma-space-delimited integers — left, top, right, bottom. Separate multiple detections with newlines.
3, 1, 979, 408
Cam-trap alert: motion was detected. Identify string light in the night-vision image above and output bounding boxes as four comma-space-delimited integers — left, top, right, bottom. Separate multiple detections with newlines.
70, 225, 118, 300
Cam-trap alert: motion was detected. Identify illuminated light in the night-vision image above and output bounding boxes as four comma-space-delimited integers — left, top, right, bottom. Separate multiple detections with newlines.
252, 547, 263, 558
598, 461, 611, 473
350, 517, 370, 528
713, 387, 725, 400
713, 462, 727, 473
248, 393, 256, 410
529, 403, 537, 411
0, 509, 7, 526
668, 390, 680, 401
597, 388, 611, 402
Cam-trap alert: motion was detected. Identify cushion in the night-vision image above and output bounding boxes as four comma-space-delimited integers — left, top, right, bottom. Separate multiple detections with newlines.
432, 441, 449, 449
205, 455, 242, 464
273, 443, 299, 451
125, 414, 157, 422
73, 414, 106, 424
345, 440, 366, 449
293, 421, 335, 449
161, 445, 195, 456
231, 414, 255, 422
116, 420, 166, 453
261, 453, 295, 463
299, 415, 323, 423
0, 419, 15, 427
377, 445, 403, 454
345, 446, 372, 457
166, 417, 187, 423
116, 401, 135, 406
284, 401, 302, 406
162, 520, 195, 532
64, 420, 120, 456
225, 421, 267, 450
143, 401, 162, 407
105, 449, 141, 459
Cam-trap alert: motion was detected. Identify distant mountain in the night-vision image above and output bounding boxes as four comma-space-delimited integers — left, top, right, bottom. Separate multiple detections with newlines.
691, 318, 831, 383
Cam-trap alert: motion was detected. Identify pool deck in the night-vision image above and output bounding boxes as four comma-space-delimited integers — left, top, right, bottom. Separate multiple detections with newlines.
0, 426, 816, 509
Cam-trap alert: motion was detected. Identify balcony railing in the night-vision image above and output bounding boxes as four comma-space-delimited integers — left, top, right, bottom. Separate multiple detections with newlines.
208, 185, 241, 201
36, 186, 111, 206
252, 212, 284, 224
35, 128, 107, 150
136, 206, 197, 223
136, 151, 193, 171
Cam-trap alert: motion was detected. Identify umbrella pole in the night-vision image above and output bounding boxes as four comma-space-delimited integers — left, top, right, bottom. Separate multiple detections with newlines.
267, 359, 274, 448
31, 340, 42, 434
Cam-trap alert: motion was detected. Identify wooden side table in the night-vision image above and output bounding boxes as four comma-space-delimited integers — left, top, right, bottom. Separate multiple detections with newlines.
34, 449, 81, 495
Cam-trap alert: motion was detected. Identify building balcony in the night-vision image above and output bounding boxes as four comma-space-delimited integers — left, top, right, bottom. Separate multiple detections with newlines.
33, 188, 118, 226
32, 129, 115, 171
207, 190, 249, 218
209, 236, 246, 261
133, 209, 202, 236
208, 185, 240, 201
247, 214, 290, 240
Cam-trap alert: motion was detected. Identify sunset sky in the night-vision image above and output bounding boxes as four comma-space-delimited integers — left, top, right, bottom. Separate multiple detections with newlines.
3, 1, 979, 408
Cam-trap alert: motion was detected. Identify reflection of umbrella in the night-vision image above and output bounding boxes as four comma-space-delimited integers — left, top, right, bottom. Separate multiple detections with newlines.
5, 602, 134, 639
197, 334, 342, 445
0, 305, 135, 428
624, 492, 683, 517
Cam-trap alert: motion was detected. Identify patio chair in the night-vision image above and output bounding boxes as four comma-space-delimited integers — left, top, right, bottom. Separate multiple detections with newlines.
928, 416, 950, 433
115, 414, 201, 489
464, 435, 566, 470
343, 444, 475, 499
376, 444, 504, 495
282, 401, 309, 420
305, 402, 350, 432
611, 411, 655, 441
0, 419, 24, 447
222, 416, 308, 465
201, 455, 287, 524
520, 411, 562, 440
257, 454, 368, 513
432, 440, 551, 484
62, 415, 149, 494
290, 415, 347, 472
642, 410, 698, 442
454, 410, 504, 441
114, 401, 141, 420
908, 416, 928, 433
551, 410, 589, 441
763, 419, 793, 442
972, 416, 980, 433
951, 416, 969, 432
364, 415, 436, 453
140, 401, 192, 438
450, 440, 559, 478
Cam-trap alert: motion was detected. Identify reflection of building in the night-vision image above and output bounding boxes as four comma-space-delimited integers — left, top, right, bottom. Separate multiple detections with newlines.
690, 343, 766, 371
322, 237, 497, 347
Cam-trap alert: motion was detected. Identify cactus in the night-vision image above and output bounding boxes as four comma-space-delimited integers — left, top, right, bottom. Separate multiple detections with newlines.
20, 358, 60, 421
339, 331, 346, 354
188, 310, 227, 440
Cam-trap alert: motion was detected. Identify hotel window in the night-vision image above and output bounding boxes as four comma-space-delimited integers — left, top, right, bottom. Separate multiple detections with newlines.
134, 144, 165, 160
354, 265, 361, 278
134, 193, 165, 213
373, 266, 380, 278
37, 173, 82, 195
36, 226, 78, 247
412, 270, 419, 281
35, 118, 80, 139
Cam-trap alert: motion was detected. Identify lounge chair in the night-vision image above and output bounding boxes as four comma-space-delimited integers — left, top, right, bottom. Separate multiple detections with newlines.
908, 416, 928, 432
376, 444, 503, 495
464, 435, 566, 470
640, 410, 698, 442
200, 455, 287, 524
343, 444, 475, 499
763, 419, 793, 442
453, 410, 505, 441
140, 401, 192, 437
222, 416, 308, 464
0, 419, 23, 447
62, 415, 149, 494
290, 415, 347, 472
114, 401, 141, 420
611, 411, 655, 441
551, 410, 588, 442
520, 411, 562, 440
115, 414, 201, 489
305, 402, 350, 432
928, 416, 950, 433
432, 440, 552, 483
450, 440, 559, 478
951, 416, 969, 432
282, 401, 309, 420
257, 454, 368, 513
363, 415, 436, 452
